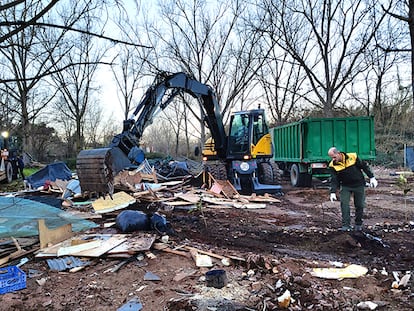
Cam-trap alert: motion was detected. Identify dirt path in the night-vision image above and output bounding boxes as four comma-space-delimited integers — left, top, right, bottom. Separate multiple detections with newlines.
1, 167, 414, 310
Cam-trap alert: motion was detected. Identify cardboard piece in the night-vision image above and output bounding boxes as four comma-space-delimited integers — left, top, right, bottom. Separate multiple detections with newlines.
38, 219, 73, 249
92, 191, 136, 214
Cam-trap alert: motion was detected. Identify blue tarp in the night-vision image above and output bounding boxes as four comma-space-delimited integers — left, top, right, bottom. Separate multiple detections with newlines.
26, 162, 72, 189
0, 197, 98, 238
406, 146, 414, 171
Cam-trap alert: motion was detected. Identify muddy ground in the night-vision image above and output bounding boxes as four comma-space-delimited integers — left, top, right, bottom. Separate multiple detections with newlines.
1, 166, 414, 310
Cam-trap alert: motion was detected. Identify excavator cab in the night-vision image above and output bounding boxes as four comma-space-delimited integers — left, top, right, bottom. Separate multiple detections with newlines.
227, 110, 272, 158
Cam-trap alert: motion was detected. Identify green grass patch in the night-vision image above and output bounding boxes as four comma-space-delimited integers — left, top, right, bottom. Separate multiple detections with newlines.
24, 167, 40, 177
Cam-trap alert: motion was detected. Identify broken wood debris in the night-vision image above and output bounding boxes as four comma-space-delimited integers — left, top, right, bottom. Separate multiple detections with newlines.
206, 173, 239, 199
0, 156, 282, 281
0, 237, 38, 267
38, 219, 73, 249
36, 233, 128, 258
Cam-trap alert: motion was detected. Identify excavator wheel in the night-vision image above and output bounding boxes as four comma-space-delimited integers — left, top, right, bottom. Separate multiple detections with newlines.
205, 163, 228, 180
258, 161, 282, 185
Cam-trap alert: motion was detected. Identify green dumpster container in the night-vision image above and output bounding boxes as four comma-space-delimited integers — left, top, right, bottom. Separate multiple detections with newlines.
271, 116, 376, 187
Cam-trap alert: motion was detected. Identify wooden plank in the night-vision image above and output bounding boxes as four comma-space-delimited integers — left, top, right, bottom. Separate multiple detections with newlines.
57, 240, 102, 257
132, 186, 167, 199
164, 200, 197, 206
175, 192, 201, 204
108, 234, 156, 254
243, 193, 281, 203
67, 236, 127, 257
215, 179, 239, 199
38, 219, 73, 249
0, 248, 38, 267
184, 246, 226, 260
36, 234, 127, 258
153, 243, 191, 258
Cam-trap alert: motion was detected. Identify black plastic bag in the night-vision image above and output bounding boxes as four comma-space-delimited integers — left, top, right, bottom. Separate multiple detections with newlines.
116, 210, 150, 232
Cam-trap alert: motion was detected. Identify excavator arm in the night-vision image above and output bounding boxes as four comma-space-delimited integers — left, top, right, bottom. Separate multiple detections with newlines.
76, 72, 227, 195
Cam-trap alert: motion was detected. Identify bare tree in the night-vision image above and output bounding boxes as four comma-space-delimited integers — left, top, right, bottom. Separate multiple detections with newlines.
0, 0, 149, 47
0, 0, 112, 157
382, 0, 414, 110
0, 0, 63, 155
109, 2, 154, 120
262, 0, 389, 117
49, 21, 106, 155
110, 47, 148, 120
346, 15, 404, 122
142, 118, 175, 155
143, 0, 274, 151
160, 97, 196, 157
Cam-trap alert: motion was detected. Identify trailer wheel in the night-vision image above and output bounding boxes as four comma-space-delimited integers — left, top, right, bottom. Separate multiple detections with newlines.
259, 162, 282, 185
290, 164, 312, 187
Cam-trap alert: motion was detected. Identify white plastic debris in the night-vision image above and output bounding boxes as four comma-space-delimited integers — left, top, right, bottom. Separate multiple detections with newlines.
277, 289, 291, 308
329, 261, 344, 268
275, 279, 283, 289
356, 301, 378, 310
399, 273, 411, 287
194, 253, 213, 267
391, 271, 411, 289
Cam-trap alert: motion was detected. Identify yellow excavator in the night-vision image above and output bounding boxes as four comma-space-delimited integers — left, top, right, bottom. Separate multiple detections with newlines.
76, 72, 282, 196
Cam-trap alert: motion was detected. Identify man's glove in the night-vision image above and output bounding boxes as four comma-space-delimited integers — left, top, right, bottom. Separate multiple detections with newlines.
330, 193, 337, 202
370, 177, 378, 188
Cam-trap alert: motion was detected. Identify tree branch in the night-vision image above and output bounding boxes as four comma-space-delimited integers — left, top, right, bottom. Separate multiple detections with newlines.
0, 21, 153, 48
0, 61, 113, 83
377, 44, 412, 53
0, 0, 25, 11
382, 4, 409, 23
0, 0, 61, 43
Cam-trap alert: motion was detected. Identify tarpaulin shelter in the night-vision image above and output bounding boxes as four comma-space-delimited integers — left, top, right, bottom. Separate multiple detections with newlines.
26, 162, 72, 189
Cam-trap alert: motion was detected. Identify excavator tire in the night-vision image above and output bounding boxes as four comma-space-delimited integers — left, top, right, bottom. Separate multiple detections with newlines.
205, 163, 228, 181
76, 148, 114, 196
259, 161, 282, 185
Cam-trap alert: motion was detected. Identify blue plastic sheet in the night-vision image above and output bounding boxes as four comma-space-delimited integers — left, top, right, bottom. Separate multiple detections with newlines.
0, 197, 98, 238
26, 162, 72, 189
406, 146, 414, 171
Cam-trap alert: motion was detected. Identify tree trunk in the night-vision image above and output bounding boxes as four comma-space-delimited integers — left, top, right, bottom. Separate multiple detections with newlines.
410, 0, 414, 110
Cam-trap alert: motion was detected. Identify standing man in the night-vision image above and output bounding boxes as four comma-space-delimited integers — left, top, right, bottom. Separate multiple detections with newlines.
328, 147, 378, 231
17, 154, 25, 180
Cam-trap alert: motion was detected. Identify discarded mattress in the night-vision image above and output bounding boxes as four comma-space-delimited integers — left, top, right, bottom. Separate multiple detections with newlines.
26, 162, 72, 189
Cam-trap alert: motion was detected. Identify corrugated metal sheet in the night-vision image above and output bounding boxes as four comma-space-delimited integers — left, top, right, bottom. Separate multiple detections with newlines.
46, 256, 90, 271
